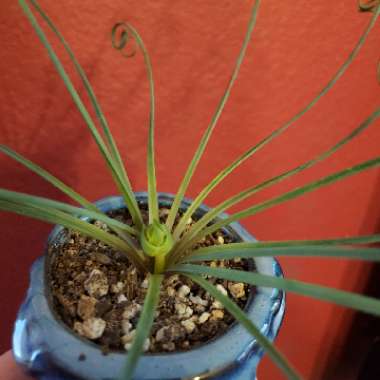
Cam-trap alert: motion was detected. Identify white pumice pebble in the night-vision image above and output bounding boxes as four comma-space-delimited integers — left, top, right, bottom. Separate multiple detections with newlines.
121, 329, 136, 344
141, 277, 149, 289
74, 318, 106, 340
217, 236, 224, 245
111, 281, 124, 294
228, 283, 246, 299
124, 338, 150, 352
216, 284, 228, 296
198, 312, 211, 324
211, 309, 224, 320
189, 295, 208, 307
84, 269, 109, 298
178, 285, 191, 298
117, 294, 127, 303
121, 320, 132, 335
212, 300, 224, 309
181, 319, 196, 333
155, 326, 169, 342
122, 303, 142, 320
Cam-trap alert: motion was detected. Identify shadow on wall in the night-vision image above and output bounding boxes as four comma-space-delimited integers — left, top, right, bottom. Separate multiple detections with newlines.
313, 172, 380, 380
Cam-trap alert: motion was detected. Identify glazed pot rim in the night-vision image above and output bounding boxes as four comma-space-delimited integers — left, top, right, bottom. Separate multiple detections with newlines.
14, 192, 285, 380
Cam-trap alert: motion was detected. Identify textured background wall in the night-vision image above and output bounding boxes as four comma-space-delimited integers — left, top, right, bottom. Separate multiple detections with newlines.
0, 1, 380, 379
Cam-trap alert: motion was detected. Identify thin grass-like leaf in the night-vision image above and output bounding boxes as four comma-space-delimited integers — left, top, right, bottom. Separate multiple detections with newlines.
111, 22, 158, 223
190, 233, 380, 255
182, 244, 380, 263
129, 25, 158, 223
0, 145, 99, 212
186, 274, 301, 380
0, 200, 147, 271
0, 188, 138, 237
170, 106, 380, 258
175, 156, 380, 255
172, 6, 380, 239
172, 106, 380, 251
28, 0, 133, 190
120, 274, 163, 380
173, 85, 380, 239
18, 0, 143, 229
165, 0, 262, 231
0, 147, 141, 248
177, 265, 380, 316
189, 234, 380, 253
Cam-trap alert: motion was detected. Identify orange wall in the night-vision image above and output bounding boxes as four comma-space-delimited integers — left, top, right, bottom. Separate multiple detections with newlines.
1, 1, 380, 379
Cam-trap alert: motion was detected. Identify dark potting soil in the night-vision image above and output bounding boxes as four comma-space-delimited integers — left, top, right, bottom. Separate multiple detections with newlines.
48, 205, 253, 354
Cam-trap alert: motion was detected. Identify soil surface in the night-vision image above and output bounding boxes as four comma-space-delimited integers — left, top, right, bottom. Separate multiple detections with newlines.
48, 205, 253, 354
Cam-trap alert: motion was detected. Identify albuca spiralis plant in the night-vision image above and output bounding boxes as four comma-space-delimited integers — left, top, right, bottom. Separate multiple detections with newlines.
2, 0, 380, 379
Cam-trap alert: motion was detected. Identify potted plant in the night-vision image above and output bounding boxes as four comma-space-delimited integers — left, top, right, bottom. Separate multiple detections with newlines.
2, 0, 380, 379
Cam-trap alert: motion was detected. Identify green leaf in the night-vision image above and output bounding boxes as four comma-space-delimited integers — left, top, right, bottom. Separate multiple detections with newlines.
183, 244, 380, 263
140, 221, 174, 273
186, 274, 301, 380
174, 105, 380, 241
129, 25, 158, 223
178, 155, 380, 253
140, 220, 174, 257
177, 265, 380, 317
0, 146, 142, 247
172, 7, 380, 239
120, 274, 163, 380
0, 188, 138, 237
165, 0, 262, 231
0, 145, 98, 212
0, 200, 148, 272
18, 0, 143, 229
111, 22, 158, 223
170, 107, 380, 257
28, 0, 133, 191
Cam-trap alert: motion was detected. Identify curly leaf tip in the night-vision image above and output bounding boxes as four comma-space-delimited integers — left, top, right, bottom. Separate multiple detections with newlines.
111, 22, 136, 58
359, 0, 380, 12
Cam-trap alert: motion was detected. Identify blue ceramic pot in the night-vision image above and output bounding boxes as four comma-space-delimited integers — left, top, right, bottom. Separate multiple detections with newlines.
13, 193, 285, 380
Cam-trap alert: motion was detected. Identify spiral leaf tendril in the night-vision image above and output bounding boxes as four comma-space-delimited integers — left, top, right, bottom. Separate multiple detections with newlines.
111, 22, 137, 58
359, 0, 380, 12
